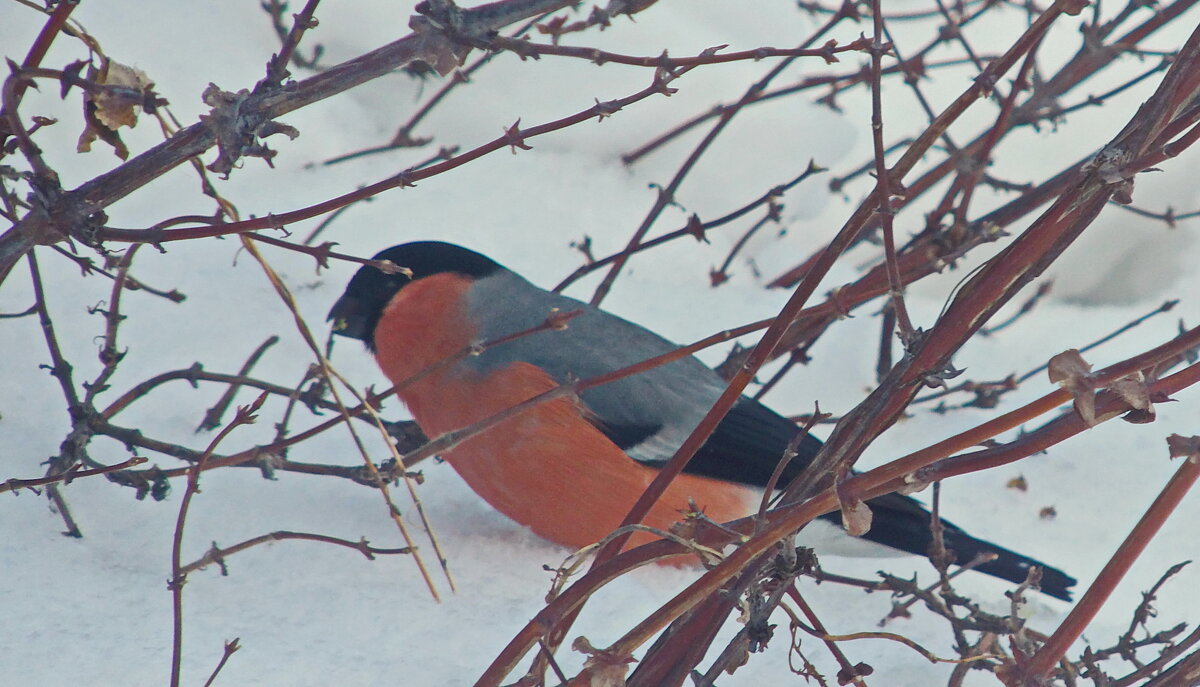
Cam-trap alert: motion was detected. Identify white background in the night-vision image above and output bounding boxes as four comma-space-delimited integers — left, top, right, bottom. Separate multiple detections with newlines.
2, 1, 1199, 685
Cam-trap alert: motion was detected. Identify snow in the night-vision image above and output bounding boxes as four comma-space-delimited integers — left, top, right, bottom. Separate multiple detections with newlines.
2, 1, 1199, 685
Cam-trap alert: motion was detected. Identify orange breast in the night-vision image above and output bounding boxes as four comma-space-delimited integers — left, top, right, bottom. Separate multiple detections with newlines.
372, 274, 758, 552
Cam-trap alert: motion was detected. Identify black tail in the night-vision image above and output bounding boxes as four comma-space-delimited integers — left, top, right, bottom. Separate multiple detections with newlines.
695, 398, 1077, 600
942, 527, 1077, 601
836, 492, 1076, 601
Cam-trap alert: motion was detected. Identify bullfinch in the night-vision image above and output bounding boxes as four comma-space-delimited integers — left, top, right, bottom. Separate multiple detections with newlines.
329, 241, 1076, 600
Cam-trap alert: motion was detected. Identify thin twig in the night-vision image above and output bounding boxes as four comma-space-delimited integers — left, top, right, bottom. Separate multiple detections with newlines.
1, 456, 148, 495
200, 638, 241, 687
197, 336, 280, 431
246, 237, 449, 596
1022, 450, 1200, 682
170, 393, 268, 687
180, 530, 413, 576
97, 66, 691, 245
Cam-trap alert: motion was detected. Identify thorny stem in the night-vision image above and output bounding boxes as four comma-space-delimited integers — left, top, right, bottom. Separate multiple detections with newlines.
1015, 299, 1180, 384
317, 15, 553, 161
9, 0, 1200, 682
553, 161, 824, 293
99, 310, 584, 491
480, 5, 1108, 682
1, 456, 148, 495
866, 0, 915, 345
489, 36, 871, 68
239, 236, 448, 600
783, 589, 1003, 666
200, 638, 241, 687
101, 366, 323, 421
1111, 624, 1200, 686
303, 146, 456, 242
951, 36, 1044, 235
196, 336, 280, 431
624, 0, 1009, 167
710, 208, 777, 287
0, 0, 76, 141
0, 0, 582, 280
27, 252, 80, 411
180, 530, 413, 577
865, 326, 1200, 494
28, 250, 88, 536
766, 0, 1197, 298
258, 0, 324, 88
246, 233, 394, 270
48, 245, 185, 302
170, 393, 267, 687
1021, 452, 1200, 683
586, 6, 853, 308
96, 67, 691, 244
84, 245, 139, 406
476, 325, 1200, 686
389, 17, 537, 148
788, 587, 868, 686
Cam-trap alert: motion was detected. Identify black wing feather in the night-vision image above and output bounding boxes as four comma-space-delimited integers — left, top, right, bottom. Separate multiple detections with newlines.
593, 419, 663, 452
676, 397, 1078, 600
684, 398, 822, 487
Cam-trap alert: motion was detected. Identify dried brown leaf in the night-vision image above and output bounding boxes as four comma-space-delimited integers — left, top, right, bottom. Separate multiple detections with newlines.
93, 61, 153, 129
408, 14, 470, 77
569, 636, 635, 687
837, 662, 875, 685
77, 59, 155, 160
1048, 349, 1097, 425
1166, 434, 1200, 463
1110, 371, 1157, 423
1111, 372, 1151, 409
839, 495, 873, 536
1007, 475, 1029, 492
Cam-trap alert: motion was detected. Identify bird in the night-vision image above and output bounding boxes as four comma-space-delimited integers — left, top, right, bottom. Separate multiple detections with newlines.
328, 241, 1076, 600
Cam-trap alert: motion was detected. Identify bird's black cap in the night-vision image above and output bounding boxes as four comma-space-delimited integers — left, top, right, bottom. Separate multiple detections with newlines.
328, 241, 502, 347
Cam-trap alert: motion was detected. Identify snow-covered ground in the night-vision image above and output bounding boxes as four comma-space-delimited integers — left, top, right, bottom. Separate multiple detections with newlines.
2, 1, 1199, 685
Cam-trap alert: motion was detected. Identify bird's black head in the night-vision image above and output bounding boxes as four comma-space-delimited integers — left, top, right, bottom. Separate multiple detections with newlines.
328, 241, 502, 347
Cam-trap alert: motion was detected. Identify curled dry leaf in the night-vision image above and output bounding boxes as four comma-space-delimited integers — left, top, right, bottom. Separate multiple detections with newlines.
1110, 371, 1156, 424
77, 59, 155, 160
200, 84, 298, 175
407, 13, 471, 77
837, 662, 875, 685
1166, 434, 1200, 463
569, 636, 635, 687
1047, 349, 1097, 426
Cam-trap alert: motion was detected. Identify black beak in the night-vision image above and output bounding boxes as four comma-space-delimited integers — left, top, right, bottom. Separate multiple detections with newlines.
327, 293, 372, 342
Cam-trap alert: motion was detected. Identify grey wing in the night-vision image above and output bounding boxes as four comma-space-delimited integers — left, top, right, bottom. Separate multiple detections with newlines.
463, 270, 726, 464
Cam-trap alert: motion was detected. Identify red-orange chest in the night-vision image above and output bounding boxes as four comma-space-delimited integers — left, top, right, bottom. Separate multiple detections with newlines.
371, 274, 757, 551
